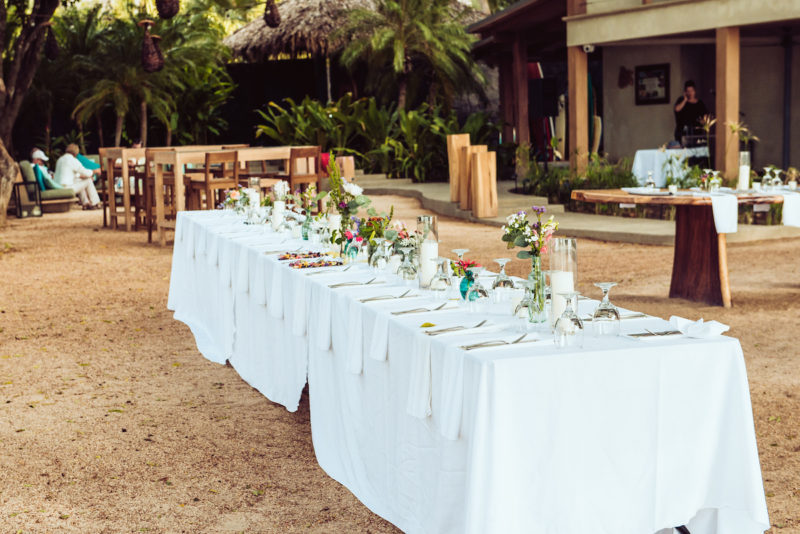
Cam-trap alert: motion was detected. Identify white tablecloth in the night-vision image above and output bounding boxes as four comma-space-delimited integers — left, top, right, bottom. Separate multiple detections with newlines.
633, 147, 710, 187
168, 210, 769, 534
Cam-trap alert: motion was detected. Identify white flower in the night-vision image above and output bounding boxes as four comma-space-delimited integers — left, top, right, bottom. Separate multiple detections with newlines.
273, 181, 289, 201
342, 181, 363, 196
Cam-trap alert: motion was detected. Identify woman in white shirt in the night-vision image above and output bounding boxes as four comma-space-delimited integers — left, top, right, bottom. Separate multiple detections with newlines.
54, 144, 101, 209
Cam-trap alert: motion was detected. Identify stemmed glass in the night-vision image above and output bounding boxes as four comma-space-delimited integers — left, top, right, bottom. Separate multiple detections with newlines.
554, 291, 584, 348
592, 282, 621, 337
397, 245, 418, 283
492, 258, 515, 290
429, 258, 452, 300
465, 267, 491, 311
452, 248, 469, 261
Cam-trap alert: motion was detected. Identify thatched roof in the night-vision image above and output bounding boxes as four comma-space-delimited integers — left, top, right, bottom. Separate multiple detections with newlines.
224, 0, 486, 62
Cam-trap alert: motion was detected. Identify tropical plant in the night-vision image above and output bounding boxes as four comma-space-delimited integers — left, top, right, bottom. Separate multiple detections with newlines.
339, 0, 484, 109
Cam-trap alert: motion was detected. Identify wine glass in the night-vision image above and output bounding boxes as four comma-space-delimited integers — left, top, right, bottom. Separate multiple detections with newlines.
554, 291, 584, 348
452, 248, 469, 261
466, 267, 491, 312
492, 258, 515, 290
369, 237, 388, 271
397, 245, 418, 283
429, 258, 452, 300
592, 282, 621, 337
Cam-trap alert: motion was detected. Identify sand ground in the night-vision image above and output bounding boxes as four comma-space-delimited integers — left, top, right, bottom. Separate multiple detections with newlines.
0, 195, 798, 533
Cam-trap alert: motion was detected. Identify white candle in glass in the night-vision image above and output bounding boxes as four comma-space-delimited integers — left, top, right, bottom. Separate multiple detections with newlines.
737, 165, 750, 191
418, 241, 439, 287
271, 200, 285, 231
247, 188, 260, 207
549, 270, 575, 326
387, 254, 402, 274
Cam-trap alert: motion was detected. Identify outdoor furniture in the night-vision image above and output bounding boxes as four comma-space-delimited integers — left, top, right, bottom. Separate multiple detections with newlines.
186, 151, 240, 210
99, 147, 146, 231
286, 146, 321, 192
631, 147, 710, 187
15, 160, 75, 214
167, 210, 769, 534
571, 188, 789, 307
234, 146, 293, 193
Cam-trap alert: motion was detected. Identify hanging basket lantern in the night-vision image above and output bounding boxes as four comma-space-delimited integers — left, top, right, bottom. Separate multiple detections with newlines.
156, 0, 179, 19
139, 20, 164, 73
264, 0, 280, 28
44, 25, 59, 60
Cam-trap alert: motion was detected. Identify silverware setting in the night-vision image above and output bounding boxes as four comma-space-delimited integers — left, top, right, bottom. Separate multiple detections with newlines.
329, 277, 384, 289
461, 334, 541, 351
425, 319, 487, 336
264, 246, 303, 255
392, 302, 451, 315
360, 289, 413, 303
582, 312, 649, 322
304, 264, 352, 276
629, 329, 682, 338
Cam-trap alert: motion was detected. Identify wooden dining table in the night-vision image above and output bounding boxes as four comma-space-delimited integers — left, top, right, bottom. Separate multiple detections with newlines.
152, 146, 298, 246
571, 188, 786, 307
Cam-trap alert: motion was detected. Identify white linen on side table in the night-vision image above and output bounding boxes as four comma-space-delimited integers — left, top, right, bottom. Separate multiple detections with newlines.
782, 191, 800, 227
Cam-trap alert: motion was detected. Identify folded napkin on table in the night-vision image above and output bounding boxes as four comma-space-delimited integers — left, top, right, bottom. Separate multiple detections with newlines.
692, 192, 738, 234
782, 192, 800, 227
406, 335, 433, 419
669, 315, 729, 338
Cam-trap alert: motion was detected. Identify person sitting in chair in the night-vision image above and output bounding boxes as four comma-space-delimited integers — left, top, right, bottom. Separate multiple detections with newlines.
30, 148, 56, 190
54, 144, 101, 209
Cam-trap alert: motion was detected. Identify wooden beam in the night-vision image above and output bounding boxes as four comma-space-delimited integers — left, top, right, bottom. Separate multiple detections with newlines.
511, 34, 530, 149
715, 27, 740, 182
568, 45, 589, 175
567, 0, 586, 16
498, 57, 515, 145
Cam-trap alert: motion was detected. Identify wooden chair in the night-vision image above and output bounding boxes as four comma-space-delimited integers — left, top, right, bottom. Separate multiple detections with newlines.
287, 146, 321, 193
187, 151, 240, 210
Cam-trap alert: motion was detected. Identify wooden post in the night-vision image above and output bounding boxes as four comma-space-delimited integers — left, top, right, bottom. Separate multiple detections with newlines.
459, 145, 487, 211
499, 57, 515, 146
718, 233, 731, 308
471, 151, 498, 218
120, 149, 132, 232
568, 45, 589, 176
716, 27, 740, 182
447, 134, 470, 203
511, 34, 529, 149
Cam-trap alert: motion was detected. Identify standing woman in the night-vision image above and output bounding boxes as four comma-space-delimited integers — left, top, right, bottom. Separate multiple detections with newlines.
674, 80, 708, 143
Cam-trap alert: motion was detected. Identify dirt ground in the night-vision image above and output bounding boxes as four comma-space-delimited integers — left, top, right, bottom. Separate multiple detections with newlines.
0, 195, 798, 533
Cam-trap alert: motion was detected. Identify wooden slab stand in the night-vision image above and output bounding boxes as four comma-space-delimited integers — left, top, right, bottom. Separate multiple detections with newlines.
459, 145, 487, 211
447, 134, 470, 203
471, 151, 498, 218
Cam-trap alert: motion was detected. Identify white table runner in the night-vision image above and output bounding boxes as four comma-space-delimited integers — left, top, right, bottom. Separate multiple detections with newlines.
168, 210, 769, 534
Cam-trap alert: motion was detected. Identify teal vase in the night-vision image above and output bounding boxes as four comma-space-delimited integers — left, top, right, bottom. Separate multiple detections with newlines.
301, 215, 311, 240
459, 271, 474, 300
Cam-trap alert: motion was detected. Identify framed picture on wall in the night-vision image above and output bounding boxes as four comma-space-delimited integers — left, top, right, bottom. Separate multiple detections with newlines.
635, 64, 670, 105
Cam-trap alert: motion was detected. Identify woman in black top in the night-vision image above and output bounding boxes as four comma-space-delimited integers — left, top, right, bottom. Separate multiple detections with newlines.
674, 80, 708, 142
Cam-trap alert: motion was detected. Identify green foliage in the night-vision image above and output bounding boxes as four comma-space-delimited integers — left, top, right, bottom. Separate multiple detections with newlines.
338, 0, 484, 109
256, 93, 500, 182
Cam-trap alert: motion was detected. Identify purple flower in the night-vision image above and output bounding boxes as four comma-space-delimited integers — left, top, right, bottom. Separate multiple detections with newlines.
531, 206, 546, 214
338, 201, 347, 210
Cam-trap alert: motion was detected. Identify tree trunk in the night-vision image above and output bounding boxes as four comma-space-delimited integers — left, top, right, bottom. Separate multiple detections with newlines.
397, 77, 408, 110
96, 114, 105, 148
0, 139, 20, 227
166, 125, 172, 147
114, 113, 124, 147
140, 99, 148, 147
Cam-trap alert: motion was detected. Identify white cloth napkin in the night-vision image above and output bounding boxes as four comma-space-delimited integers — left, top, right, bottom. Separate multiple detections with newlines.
368, 313, 390, 362
670, 315, 729, 338
708, 193, 738, 234
782, 192, 800, 227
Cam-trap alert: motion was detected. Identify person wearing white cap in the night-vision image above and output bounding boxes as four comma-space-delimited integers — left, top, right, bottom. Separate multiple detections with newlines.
30, 148, 54, 189
54, 143, 101, 209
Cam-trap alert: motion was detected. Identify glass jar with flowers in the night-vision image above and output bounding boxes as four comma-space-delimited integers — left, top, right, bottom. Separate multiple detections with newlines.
501, 206, 558, 323
319, 155, 371, 253
451, 257, 481, 300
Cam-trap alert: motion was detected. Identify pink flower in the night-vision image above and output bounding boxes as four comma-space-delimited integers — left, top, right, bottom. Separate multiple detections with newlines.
229, 190, 240, 201
356, 236, 363, 243
344, 230, 353, 240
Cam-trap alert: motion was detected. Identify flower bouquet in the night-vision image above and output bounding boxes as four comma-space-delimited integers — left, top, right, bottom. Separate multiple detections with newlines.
501, 206, 558, 322
223, 187, 252, 213
321, 155, 371, 248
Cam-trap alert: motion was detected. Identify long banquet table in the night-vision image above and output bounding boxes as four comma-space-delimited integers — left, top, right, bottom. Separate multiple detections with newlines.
168, 209, 769, 534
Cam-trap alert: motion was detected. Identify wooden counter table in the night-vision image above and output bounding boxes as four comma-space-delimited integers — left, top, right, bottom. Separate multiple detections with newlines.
571, 189, 785, 307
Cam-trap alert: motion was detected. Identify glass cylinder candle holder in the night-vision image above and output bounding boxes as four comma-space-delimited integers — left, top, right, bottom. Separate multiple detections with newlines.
548, 237, 578, 326
416, 215, 439, 288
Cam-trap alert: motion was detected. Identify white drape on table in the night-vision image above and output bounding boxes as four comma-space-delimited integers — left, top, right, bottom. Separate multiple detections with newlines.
168, 210, 769, 534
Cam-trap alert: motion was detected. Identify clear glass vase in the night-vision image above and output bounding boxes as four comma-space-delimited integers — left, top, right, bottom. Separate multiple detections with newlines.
527, 255, 547, 323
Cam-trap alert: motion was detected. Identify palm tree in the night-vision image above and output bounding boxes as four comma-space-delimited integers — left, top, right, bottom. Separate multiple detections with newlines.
339, 0, 482, 109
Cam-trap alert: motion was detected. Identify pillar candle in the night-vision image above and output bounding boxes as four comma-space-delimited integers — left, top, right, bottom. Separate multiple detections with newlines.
549, 270, 575, 326
418, 241, 439, 288
737, 165, 750, 191
271, 200, 285, 231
